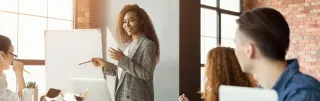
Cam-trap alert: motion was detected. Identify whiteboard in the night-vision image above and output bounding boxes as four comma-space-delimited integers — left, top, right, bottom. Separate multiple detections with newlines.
45, 29, 104, 93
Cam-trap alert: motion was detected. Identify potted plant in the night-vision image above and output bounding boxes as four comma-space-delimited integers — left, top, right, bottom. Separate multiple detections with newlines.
23, 81, 38, 101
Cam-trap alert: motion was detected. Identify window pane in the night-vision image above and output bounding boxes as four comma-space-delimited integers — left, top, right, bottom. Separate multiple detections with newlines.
203, 37, 217, 64
201, 8, 217, 37
19, 0, 47, 16
221, 38, 236, 48
48, 19, 73, 30
201, 37, 205, 64
0, 0, 18, 12
0, 12, 18, 55
201, 0, 216, 7
24, 66, 46, 99
221, 14, 238, 39
201, 67, 206, 92
220, 0, 241, 12
4, 65, 46, 100
48, 0, 74, 20
18, 15, 47, 59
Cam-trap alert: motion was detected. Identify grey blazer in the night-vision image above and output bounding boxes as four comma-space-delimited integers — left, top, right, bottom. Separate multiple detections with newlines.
103, 34, 157, 101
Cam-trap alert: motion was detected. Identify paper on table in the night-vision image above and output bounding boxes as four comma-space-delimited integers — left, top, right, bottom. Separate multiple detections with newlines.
63, 92, 77, 101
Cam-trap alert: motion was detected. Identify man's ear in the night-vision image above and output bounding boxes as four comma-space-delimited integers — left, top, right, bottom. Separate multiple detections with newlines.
245, 43, 255, 59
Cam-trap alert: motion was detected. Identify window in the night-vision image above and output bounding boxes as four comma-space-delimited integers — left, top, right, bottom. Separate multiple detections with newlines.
200, 0, 242, 92
0, 0, 74, 97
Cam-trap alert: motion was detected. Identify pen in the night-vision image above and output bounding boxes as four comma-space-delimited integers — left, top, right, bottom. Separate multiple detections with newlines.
23, 69, 30, 74
78, 61, 91, 65
60, 93, 64, 97
83, 89, 88, 97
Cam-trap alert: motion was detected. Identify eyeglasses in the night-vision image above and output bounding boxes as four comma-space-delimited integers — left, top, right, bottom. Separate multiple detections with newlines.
8, 52, 17, 59
8, 52, 17, 65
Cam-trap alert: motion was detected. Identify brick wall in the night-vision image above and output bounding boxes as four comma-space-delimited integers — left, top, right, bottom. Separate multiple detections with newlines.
243, 0, 320, 80
76, 0, 90, 28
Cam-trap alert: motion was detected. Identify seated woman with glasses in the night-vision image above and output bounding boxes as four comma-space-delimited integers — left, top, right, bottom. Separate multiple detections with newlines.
0, 35, 25, 101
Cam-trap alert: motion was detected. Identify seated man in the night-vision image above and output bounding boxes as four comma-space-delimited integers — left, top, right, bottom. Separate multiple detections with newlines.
234, 7, 320, 101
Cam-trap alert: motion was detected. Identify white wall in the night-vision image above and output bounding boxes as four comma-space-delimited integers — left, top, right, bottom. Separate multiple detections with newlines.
105, 0, 179, 101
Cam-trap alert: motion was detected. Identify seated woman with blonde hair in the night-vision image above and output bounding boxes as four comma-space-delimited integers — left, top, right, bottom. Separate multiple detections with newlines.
179, 47, 257, 101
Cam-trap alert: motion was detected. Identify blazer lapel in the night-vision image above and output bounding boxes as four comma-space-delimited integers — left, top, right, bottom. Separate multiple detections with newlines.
115, 34, 147, 93
127, 34, 146, 59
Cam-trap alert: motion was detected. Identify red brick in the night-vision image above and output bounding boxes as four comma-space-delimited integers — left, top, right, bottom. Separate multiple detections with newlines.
311, 55, 320, 58
310, 40, 319, 43
300, 61, 311, 66
289, 3, 300, 7
311, 1, 320, 5
314, 32, 320, 35
301, 9, 311, 13
300, 3, 311, 6
296, 14, 307, 18
298, 25, 306, 28
294, 0, 305, 3
283, 0, 294, 4
291, 33, 300, 36
284, 8, 294, 12
292, 36, 303, 40
312, 17, 320, 21
311, 47, 320, 50
305, 21, 316, 25
311, 62, 320, 65
289, 10, 303, 14
301, 32, 312, 35
77, 18, 90, 23
272, 1, 282, 5
306, 57, 317, 62
289, 25, 297, 29
309, 24, 320, 28
307, 13, 318, 17
307, 51, 317, 54
295, 7, 305, 11
307, 43, 317, 47
311, 9, 320, 13
301, 46, 311, 51
292, 40, 298, 44
297, 51, 306, 55
305, 28, 316, 32
304, 36, 315, 40
281, 12, 289, 15
293, 43, 304, 47
84, 12, 90, 17
306, 0, 316, 3
79, 7, 90, 12
278, 4, 288, 8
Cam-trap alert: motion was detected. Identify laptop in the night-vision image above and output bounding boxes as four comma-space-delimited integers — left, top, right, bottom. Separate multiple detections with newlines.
219, 85, 278, 101
70, 78, 112, 101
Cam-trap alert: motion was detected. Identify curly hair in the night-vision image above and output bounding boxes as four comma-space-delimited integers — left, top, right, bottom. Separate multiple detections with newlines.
202, 47, 257, 101
116, 4, 160, 64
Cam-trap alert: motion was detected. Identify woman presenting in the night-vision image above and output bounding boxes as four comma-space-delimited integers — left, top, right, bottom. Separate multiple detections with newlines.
91, 4, 160, 101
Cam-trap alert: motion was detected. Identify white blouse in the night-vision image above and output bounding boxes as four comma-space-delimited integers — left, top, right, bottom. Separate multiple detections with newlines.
0, 73, 21, 101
